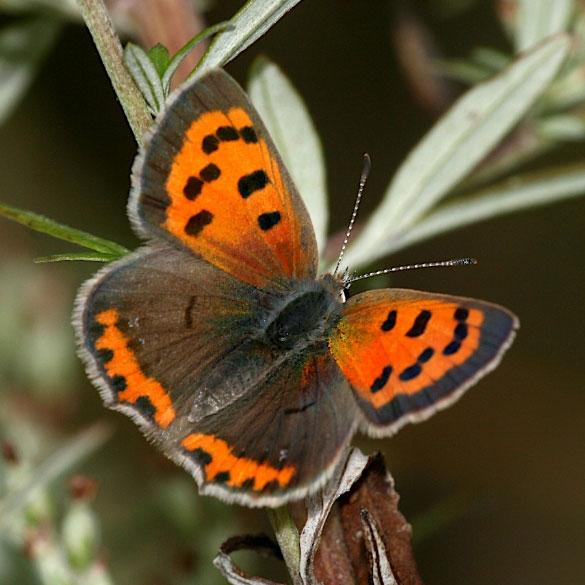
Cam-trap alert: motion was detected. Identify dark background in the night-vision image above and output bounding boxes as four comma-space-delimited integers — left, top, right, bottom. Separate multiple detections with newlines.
1, 1, 584, 584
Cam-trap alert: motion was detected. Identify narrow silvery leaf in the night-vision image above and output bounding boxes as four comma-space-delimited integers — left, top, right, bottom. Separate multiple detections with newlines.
0, 18, 60, 125
515, 0, 574, 52
381, 163, 585, 257
165, 21, 232, 92
299, 448, 369, 585
197, 0, 302, 75
249, 58, 328, 253
124, 42, 165, 114
341, 34, 570, 270
34, 252, 119, 263
361, 509, 398, 585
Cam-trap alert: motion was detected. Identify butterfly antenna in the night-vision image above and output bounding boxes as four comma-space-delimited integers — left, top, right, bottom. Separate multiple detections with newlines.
333, 153, 371, 277
347, 257, 477, 286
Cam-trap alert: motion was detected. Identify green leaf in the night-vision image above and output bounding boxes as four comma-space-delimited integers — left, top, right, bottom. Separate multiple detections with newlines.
34, 252, 120, 264
0, 202, 129, 257
435, 58, 492, 85
164, 21, 233, 92
515, 0, 574, 52
0, 17, 61, 125
248, 57, 328, 253
148, 43, 170, 77
124, 42, 165, 114
381, 163, 585, 257
342, 34, 571, 270
196, 0, 303, 75
538, 114, 585, 142
471, 47, 510, 72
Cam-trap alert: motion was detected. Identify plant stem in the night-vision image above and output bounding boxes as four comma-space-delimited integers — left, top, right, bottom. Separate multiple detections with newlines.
76, 0, 152, 145
267, 506, 302, 585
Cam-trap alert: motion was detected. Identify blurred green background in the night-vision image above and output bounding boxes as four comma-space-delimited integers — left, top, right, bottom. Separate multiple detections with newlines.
1, 1, 584, 584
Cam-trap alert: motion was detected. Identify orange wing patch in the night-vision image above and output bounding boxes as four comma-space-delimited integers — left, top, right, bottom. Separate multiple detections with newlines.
94, 309, 176, 428
182, 433, 296, 491
329, 295, 484, 409
163, 108, 302, 287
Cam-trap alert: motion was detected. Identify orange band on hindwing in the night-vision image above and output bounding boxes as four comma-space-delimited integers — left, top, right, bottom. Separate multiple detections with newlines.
181, 433, 296, 491
94, 309, 176, 428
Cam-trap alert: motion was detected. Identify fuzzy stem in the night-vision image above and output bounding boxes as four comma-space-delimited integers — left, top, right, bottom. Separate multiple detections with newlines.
76, 0, 152, 145
267, 506, 302, 585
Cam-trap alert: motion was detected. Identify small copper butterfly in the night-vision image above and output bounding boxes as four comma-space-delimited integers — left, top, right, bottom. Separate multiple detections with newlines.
74, 69, 518, 507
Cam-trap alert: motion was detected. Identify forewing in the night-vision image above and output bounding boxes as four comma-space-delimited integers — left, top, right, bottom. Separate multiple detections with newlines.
130, 69, 318, 289
328, 289, 518, 436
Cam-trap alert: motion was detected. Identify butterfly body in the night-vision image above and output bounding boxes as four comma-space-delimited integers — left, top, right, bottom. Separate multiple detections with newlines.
75, 69, 518, 507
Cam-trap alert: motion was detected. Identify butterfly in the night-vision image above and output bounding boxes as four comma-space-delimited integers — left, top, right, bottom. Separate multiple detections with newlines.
74, 68, 518, 507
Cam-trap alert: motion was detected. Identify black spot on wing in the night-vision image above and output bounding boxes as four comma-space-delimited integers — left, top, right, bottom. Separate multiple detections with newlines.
202, 134, 219, 154
184, 447, 212, 467
443, 340, 461, 355
418, 347, 434, 363
111, 375, 127, 392
238, 170, 268, 198
240, 478, 254, 490
240, 126, 258, 143
216, 126, 239, 141
443, 308, 471, 355
185, 210, 213, 236
134, 396, 156, 420
371, 365, 393, 393
258, 211, 281, 231
96, 348, 114, 364
405, 310, 431, 337
455, 322, 468, 340
214, 471, 230, 483
183, 176, 203, 200
399, 363, 422, 381
381, 310, 397, 332
455, 307, 469, 321
200, 163, 221, 182
184, 296, 196, 329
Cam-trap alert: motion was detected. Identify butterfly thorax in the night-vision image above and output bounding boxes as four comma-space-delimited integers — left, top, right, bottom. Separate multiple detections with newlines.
264, 275, 343, 351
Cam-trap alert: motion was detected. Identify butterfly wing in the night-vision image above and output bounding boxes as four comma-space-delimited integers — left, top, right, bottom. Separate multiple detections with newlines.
178, 351, 358, 506
75, 244, 267, 431
130, 69, 318, 289
328, 289, 518, 436
75, 245, 356, 506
